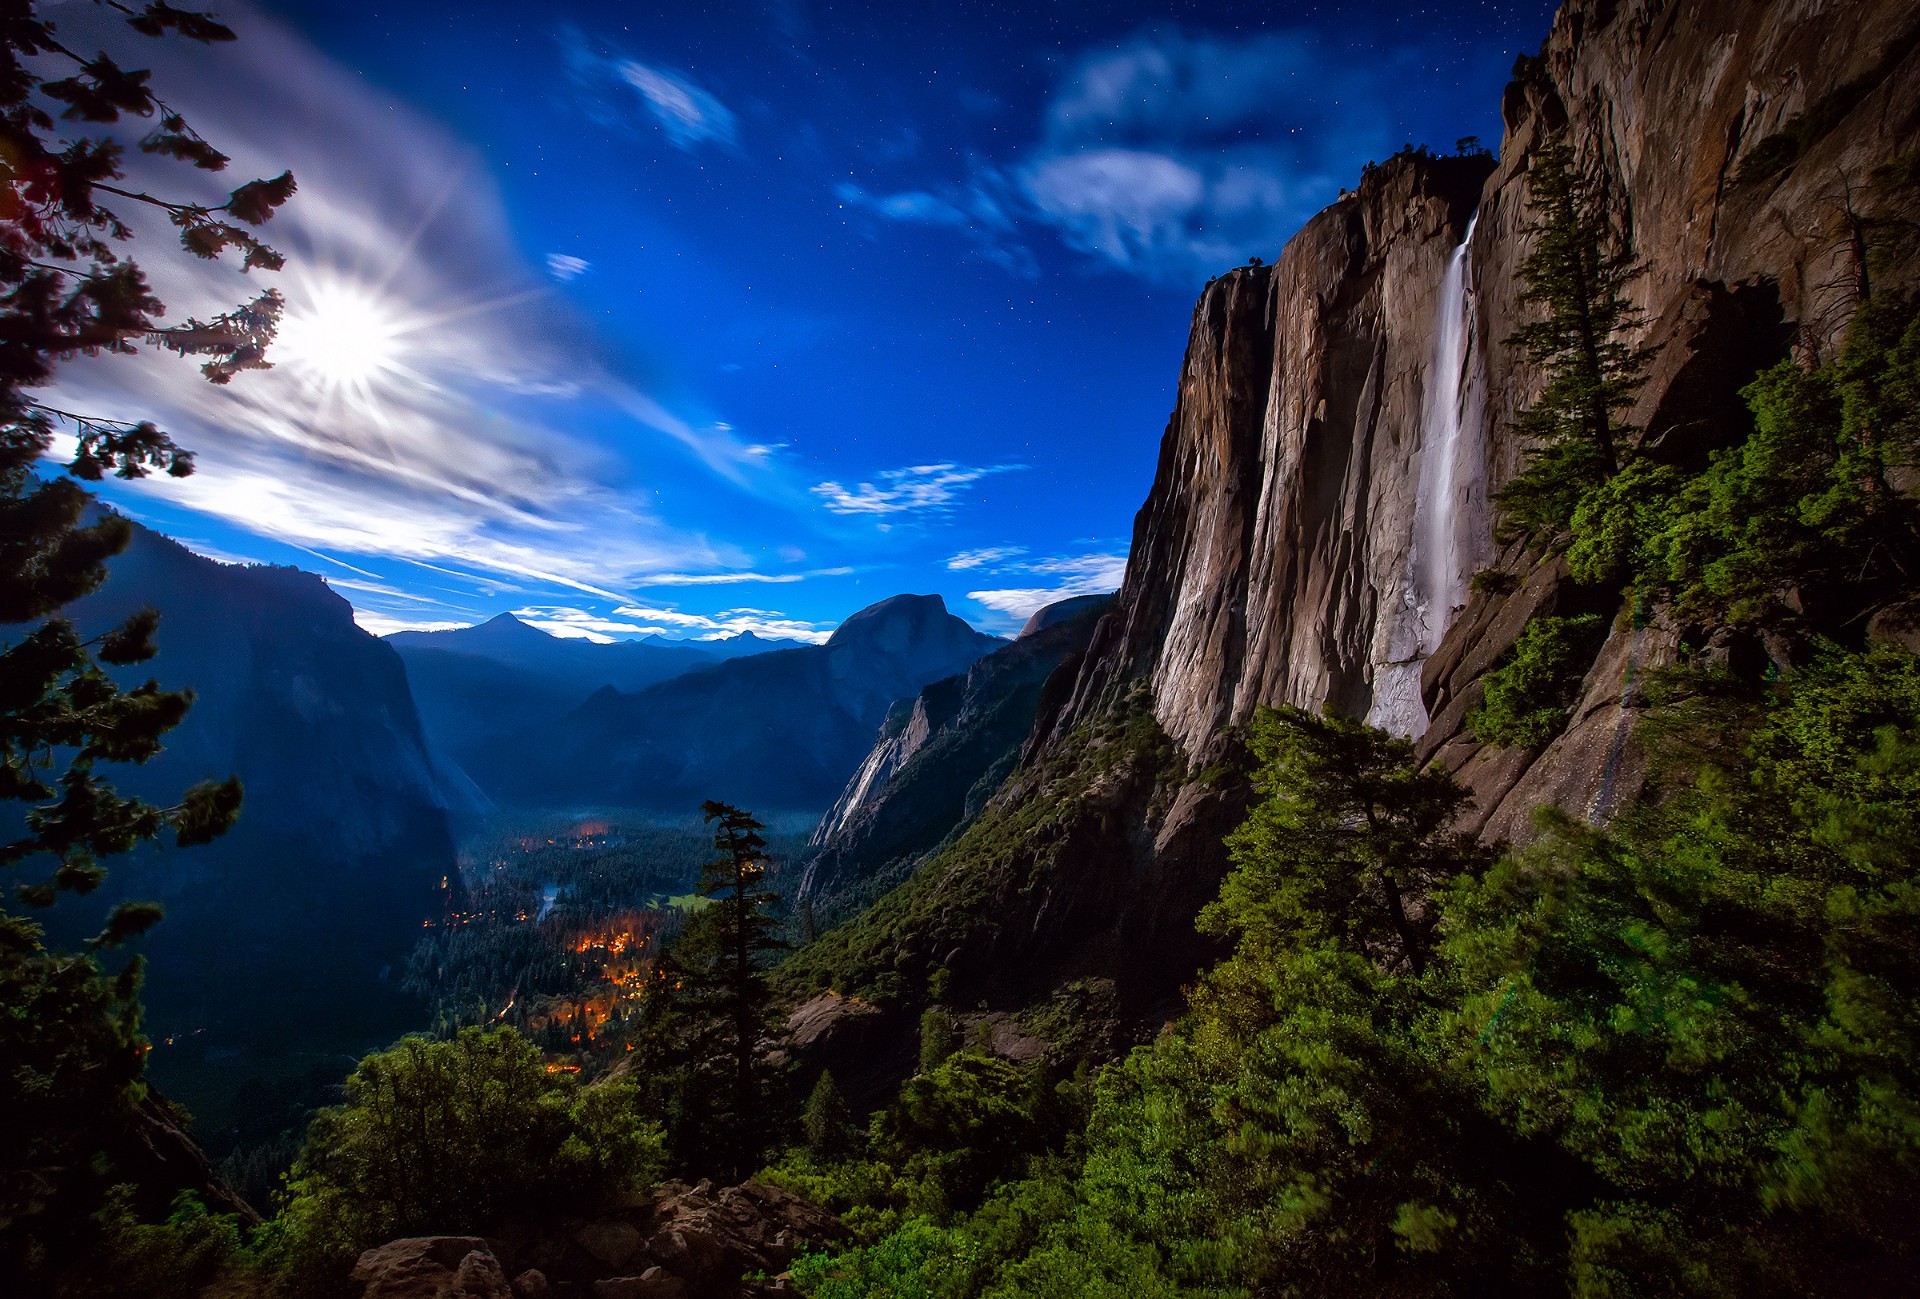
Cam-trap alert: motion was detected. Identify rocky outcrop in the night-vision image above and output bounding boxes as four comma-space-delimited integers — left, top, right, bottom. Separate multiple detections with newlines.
1062, 0, 1920, 818
799, 596, 1111, 918
349, 1237, 513, 1299
366, 1179, 849, 1299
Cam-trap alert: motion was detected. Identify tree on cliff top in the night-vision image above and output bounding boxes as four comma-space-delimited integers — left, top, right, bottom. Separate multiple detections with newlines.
1, 0, 293, 1276
1497, 130, 1645, 543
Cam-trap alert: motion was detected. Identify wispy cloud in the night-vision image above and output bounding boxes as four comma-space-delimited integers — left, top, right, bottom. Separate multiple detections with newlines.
563, 28, 738, 153
947, 546, 1027, 570
611, 604, 834, 643
963, 551, 1127, 628
353, 612, 471, 637
812, 463, 1023, 517
44, 3, 771, 618
635, 566, 855, 586
841, 27, 1400, 285
836, 180, 1037, 276
547, 253, 591, 281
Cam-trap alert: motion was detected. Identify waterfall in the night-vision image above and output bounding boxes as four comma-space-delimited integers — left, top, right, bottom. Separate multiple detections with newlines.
1368, 215, 1492, 738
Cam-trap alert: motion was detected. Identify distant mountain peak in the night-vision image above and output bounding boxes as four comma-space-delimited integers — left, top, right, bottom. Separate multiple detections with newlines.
1018, 593, 1112, 639
828, 593, 965, 649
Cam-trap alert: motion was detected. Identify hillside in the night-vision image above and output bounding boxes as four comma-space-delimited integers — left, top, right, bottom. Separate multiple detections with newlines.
60, 522, 460, 1089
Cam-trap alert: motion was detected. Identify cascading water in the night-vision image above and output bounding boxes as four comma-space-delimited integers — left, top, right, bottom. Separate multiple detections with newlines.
1368, 215, 1493, 738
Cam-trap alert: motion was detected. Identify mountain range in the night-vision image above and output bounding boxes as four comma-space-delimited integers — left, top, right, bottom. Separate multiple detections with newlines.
469, 594, 1005, 813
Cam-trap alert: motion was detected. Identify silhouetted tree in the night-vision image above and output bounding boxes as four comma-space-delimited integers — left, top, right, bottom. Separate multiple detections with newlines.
1, 0, 292, 1278
636, 802, 789, 1181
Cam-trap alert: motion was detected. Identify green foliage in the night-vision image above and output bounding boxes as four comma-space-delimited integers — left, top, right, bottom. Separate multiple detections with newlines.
1641, 293, 1920, 630
805, 1071, 859, 1161
780, 697, 1181, 1006
919, 1007, 958, 1073
46, 1190, 245, 1299
804, 638, 1920, 1297
1496, 131, 1645, 543
268, 1027, 662, 1283
0, 3, 291, 1282
1469, 614, 1608, 749
0, 912, 150, 1270
1218, 707, 1495, 972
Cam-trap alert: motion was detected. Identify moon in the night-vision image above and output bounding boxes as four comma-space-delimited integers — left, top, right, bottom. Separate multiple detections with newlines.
276, 280, 407, 389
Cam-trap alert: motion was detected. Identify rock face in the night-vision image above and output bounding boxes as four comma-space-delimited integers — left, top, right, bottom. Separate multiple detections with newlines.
799, 596, 1111, 918
1060, 0, 1920, 826
810, 0, 1920, 1020
492, 595, 1003, 813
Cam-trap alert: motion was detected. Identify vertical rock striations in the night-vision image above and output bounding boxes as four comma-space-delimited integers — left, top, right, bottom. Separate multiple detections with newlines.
795, 0, 1920, 1025
1057, 153, 1494, 759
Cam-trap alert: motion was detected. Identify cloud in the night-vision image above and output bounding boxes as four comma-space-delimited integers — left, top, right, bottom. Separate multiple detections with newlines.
947, 546, 1027, 570
547, 253, 591, 281
352, 612, 472, 637
837, 180, 1038, 277
38, 3, 778, 617
634, 565, 854, 586
812, 463, 1023, 517
563, 29, 738, 153
965, 551, 1127, 627
841, 27, 1399, 285
611, 604, 834, 643
480, 601, 836, 649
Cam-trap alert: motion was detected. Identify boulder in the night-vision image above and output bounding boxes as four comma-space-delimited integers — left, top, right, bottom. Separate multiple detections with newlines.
576, 1219, 645, 1270
349, 1237, 513, 1299
595, 1270, 688, 1299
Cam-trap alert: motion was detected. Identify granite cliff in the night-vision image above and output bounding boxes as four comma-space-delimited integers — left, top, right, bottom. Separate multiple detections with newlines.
788, 0, 1920, 1020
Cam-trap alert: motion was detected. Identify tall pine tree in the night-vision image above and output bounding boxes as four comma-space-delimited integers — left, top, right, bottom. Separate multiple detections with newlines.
637, 802, 789, 1181
1, 1, 293, 1277
1497, 129, 1645, 542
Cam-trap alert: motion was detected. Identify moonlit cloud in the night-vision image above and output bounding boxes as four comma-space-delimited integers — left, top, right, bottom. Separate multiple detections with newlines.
563, 29, 739, 152
965, 551, 1127, 628
838, 26, 1401, 284
636, 566, 855, 586
547, 253, 591, 280
611, 604, 834, 643
812, 463, 1023, 517
947, 546, 1028, 570
353, 613, 471, 637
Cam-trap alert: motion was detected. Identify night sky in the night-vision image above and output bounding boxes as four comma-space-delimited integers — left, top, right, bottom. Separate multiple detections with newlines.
66, 0, 1558, 640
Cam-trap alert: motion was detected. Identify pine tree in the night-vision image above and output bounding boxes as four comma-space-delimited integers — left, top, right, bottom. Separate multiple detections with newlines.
1497, 130, 1645, 542
802, 1069, 857, 1160
639, 802, 789, 1181
0, 2, 292, 1275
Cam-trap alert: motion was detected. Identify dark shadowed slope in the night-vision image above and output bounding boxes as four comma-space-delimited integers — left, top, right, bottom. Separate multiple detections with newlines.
60, 521, 458, 1059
